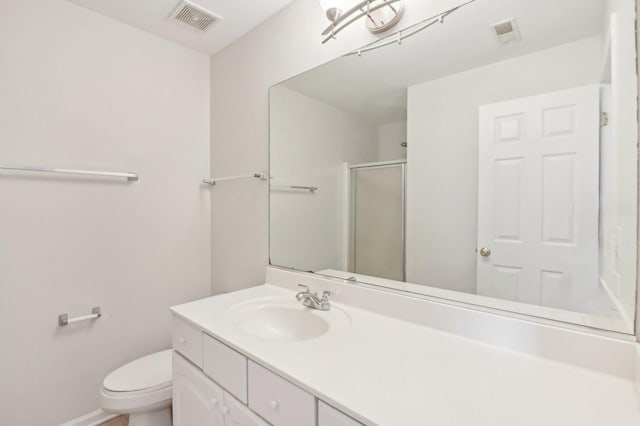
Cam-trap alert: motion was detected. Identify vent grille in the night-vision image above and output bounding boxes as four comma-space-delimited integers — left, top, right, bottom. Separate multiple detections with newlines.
491, 18, 521, 45
170, 1, 221, 32
493, 21, 513, 36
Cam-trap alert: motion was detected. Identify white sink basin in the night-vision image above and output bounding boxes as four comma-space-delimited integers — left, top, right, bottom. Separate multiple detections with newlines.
229, 299, 351, 341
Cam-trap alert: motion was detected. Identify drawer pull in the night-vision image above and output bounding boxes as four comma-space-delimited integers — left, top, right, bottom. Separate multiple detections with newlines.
268, 400, 280, 410
210, 398, 218, 406
221, 406, 230, 415
178, 337, 187, 344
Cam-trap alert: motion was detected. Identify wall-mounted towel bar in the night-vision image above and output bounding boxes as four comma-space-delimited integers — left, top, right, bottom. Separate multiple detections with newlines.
0, 166, 138, 181
271, 185, 318, 192
203, 171, 268, 185
58, 307, 102, 326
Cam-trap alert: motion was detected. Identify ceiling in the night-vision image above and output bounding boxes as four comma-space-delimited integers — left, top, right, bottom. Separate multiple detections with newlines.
68, 0, 295, 55
281, 0, 607, 125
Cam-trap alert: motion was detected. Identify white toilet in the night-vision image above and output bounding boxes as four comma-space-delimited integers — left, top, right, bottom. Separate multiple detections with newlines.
100, 349, 173, 426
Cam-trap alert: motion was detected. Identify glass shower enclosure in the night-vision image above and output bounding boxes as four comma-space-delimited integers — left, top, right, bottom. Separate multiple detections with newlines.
348, 161, 406, 281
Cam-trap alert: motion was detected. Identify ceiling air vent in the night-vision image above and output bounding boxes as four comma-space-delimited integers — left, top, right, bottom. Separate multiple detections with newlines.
490, 18, 521, 45
170, 0, 221, 33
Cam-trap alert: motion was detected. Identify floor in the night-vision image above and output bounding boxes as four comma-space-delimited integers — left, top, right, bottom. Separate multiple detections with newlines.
100, 415, 128, 426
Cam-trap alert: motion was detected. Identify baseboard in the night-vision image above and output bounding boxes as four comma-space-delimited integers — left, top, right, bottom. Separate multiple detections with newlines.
59, 409, 117, 426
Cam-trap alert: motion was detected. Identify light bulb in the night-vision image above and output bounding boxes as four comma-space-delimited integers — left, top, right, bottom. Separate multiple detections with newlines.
318, 0, 344, 22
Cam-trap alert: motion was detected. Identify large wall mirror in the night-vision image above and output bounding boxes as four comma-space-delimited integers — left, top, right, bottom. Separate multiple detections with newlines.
270, 0, 638, 334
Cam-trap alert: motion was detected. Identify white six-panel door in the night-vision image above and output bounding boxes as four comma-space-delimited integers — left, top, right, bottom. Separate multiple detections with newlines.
477, 85, 600, 311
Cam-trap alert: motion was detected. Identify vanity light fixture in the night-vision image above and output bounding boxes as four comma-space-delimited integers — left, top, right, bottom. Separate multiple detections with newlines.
319, 0, 405, 44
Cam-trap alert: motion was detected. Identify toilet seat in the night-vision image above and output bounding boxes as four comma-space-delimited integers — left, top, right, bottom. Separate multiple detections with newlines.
104, 349, 172, 392
100, 349, 173, 414
100, 383, 172, 413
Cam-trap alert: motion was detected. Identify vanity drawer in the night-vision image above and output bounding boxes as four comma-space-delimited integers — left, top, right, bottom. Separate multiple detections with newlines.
203, 334, 248, 403
248, 361, 316, 426
172, 316, 203, 368
319, 401, 363, 426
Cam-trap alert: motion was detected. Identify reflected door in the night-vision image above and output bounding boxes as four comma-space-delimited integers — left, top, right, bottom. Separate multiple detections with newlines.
477, 85, 600, 310
351, 163, 406, 281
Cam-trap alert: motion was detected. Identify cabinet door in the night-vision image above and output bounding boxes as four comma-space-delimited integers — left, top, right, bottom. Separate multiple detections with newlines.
173, 351, 225, 426
224, 392, 269, 426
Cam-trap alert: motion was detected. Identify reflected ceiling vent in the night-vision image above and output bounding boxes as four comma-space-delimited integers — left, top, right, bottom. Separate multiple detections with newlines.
170, 0, 221, 32
491, 18, 521, 45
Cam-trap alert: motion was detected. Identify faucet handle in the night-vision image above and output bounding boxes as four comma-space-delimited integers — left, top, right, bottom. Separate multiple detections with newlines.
296, 284, 311, 301
321, 290, 333, 300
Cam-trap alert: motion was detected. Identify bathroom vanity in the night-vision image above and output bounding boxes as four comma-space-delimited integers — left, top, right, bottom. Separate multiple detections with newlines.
170, 0, 640, 424
171, 284, 361, 426
171, 267, 640, 426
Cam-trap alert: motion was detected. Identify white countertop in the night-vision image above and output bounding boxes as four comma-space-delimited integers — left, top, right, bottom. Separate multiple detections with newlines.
316, 269, 631, 333
171, 284, 640, 426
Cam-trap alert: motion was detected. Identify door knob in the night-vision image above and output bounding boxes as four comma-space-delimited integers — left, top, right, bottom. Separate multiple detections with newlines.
479, 247, 491, 257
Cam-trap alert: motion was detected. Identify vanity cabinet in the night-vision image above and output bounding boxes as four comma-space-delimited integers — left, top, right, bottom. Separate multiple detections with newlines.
172, 316, 363, 426
173, 351, 267, 426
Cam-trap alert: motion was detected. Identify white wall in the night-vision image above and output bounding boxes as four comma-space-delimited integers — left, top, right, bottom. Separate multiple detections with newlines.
0, 1, 211, 425
635, 0, 640, 342
608, 0, 638, 329
635, 0, 640, 343
378, 121, 407, 161
209, 0, 469, 294
406, 37, 604, 294
270, 86, 378, 272
600, 82, 618, 305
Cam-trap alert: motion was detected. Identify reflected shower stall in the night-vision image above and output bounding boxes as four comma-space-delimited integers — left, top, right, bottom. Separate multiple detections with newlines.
347, 161, 406, 281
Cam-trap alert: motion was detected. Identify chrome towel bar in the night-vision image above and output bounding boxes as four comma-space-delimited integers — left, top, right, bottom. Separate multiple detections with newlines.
0, 166, 138, 181
58, 307, 101, 326
203, 171, 269, 185
271, 185, 318, 192
290, 185, 318, 192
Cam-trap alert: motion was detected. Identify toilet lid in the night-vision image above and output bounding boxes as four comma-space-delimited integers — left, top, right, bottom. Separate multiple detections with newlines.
104, 349, 172, 392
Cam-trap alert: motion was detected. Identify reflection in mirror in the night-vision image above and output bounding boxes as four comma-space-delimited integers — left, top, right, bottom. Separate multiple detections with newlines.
270, 0, 638, 333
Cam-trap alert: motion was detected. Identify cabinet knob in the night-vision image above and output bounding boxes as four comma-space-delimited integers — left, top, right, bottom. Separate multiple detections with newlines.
268, 400, 279, 410
178, 337, 187, 344
210, 398, 218, 406
221, 406, 229, 415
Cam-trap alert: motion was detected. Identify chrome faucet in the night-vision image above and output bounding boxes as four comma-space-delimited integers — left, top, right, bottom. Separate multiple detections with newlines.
295, 284, 332, 311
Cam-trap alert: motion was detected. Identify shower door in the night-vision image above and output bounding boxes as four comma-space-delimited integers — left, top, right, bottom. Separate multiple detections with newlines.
350, 162, 406, 281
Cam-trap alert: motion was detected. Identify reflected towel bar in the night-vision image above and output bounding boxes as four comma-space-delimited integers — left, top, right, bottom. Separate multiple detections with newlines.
0, 166, 138, 181
58, 307, 101, 326
203, 172, 269, 185
271, 185, 318, 192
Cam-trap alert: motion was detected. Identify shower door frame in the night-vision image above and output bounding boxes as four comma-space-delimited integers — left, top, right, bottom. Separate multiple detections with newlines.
347, 160, 407, 282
